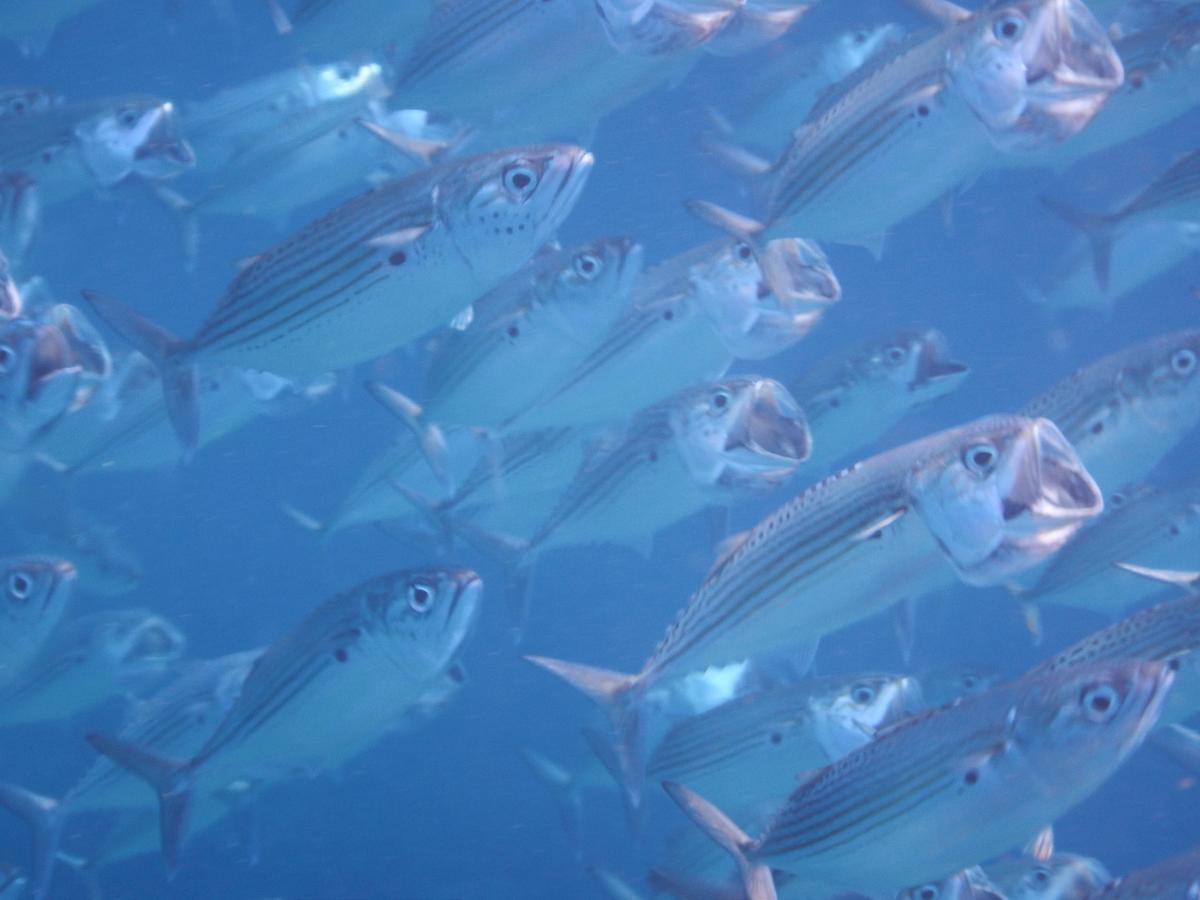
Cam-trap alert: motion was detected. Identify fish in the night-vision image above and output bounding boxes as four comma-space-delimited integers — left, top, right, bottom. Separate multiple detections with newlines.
1043, 148, 1200, 289
706, 22, 907, 153
1009, 13, 1200, 172
0, 96, 194, 206
594, 0, 741, 56
689, 0, 1123, 249
527, 414, 1102, 804
0, 649, 260, 900
80, 143, 593, 451
0, 174, 38, 267
0, 86, 61, 119
383, 235, 644, 440
504, 237, 836, 432
1019, 479, 1200, 616
644, 673, 922, 819
917, 665, 1002, 707
180, 59, 390, 176
0, 312, 88, 452
896, 868, 1007, 900
1093, 845, 1200, 898
788, 329, 969, 471
1022, 330, 1200, 494
85, 566, 483, 870
0, 608, 185, 725
984, 852, 1113, 899
0, 556, 77, 693
665, 659, 1173, 900
1031, 219, 1200, 313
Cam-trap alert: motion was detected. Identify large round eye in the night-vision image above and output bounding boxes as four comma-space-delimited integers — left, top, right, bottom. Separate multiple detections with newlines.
916, 886, 939, 900
733, 242, 754, 264
993, 12, 1025, 41
503, 164, 538, 196
0, 345, 15, 374
9, 96, 27, 114
851, 683, 876, 705
118, 108, 140, 128
711, 389, 731, 411
6, 571, 33, 603
408, 581, 435, 613
884, 345, 907, 364
1024, 866, 1051, 889
963, 442, 998, 475
572, 253, 602, 281
1081, 683, 1121, 722
1171, 348, 1196, 376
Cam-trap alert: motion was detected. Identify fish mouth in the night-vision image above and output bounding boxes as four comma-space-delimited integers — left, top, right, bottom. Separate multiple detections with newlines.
722, 379, 812, 470
757, 238, 841, 307
614, 238, 645, 297
119, 617, 187, 667
446, 571, 483, 634
44, 559, 77, 612
545, 146, 595, 221
911, 330, 969, 394
1006, 0, 1124, 148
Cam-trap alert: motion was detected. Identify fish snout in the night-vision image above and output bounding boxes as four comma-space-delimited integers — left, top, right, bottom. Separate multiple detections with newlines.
732, 380, 812, 463
1029, 417, 1103, 520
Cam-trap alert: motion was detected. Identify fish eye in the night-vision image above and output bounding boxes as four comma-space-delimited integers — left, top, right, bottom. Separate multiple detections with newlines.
572, 253, 602, 280
503, 164, 539, 196
963, 442, 998, 475
408, 581, 435, 613
733, 242, 754, 263
884, 345, 907, 364
993, 12, 1025, 41
1171, 348, 1197, 376
851, 683, 876, 705
6, 571, 32, 602
9, 97, 26, 114
962, 674, 978, 690
118, 108, 140, 128
916, 886, 939, 900
711, 390, 731, 410
1025, 866, 1051, 887
1081, 683, 1121, 722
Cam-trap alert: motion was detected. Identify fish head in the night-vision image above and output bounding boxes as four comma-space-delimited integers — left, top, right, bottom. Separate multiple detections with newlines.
1115, 329, 1200, 437
910, 415, 1102, 585
670, 376, 811, 490
857, 329, 970, 404
809, 673, 924, 759
442, 145, 594, 282
0, 86, 59, 118
365, 567, 483, 675
899, 869, 1004, 900
701, 1, 810, 56
0, 317, 84, 450
989, 853, 1111, 899
538, 236, 644, 340
311, 58, 388, 103
951, 0, 1123, 150
595, 0, 743, 56
91, 609, 187, 682
74, 98, 194, 187
1, 556, 75, 638
1013, 659, 1174, 780
690, 237, 837, 359
919, 664, 1001, 706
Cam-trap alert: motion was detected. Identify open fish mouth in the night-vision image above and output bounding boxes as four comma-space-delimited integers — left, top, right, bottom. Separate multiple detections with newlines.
134, 136, 196, 176
544, 147, 595, 223
1006, 417, 1103, 523
722, 379, 811, 469
1004, 0, 1124, 148
757, 238, 841, 308
912, 330, 969, 393
44, 560, 77, 613
120, 617, 187, 666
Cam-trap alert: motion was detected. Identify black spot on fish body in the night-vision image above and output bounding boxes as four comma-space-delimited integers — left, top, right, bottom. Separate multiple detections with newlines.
917, 104, 930, 118
335, 648, 348, 663
663, 309, 674, 321
964, 769, 978, 785
389, 250, 407, 266
1091, 421, 1104, 435
648, 450, 658, 463
507, 325, 519, 339
769, 732, 782, 745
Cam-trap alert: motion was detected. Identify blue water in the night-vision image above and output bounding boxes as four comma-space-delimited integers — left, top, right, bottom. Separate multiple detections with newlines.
1, 1, 1198, 898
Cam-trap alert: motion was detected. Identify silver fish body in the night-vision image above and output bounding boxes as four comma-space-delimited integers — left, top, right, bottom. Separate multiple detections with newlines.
1022, 330, 1200, 494
0, 608, 185, 725
420, 236, 644, 429
671, 660, 1172, 898
0, 556, 76, 693
984, 853, 1113, 899
789, 329, 969, 471
1022, 480, 1200, 615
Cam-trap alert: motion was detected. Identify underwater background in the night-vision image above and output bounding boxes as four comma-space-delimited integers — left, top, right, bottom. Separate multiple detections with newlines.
0, 1, 1198, 898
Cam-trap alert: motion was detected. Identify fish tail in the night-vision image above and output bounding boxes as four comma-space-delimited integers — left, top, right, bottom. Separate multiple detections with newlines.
366, 381, 452, 492
0, 782, 63, 900
524, 656, 645, 806
78, 290, 199, 456
1040, 196, 1116, 292
582, 725, 643, 837
519, 748, 584, 862
84, 732, 192, 876
661, 781, 776, 900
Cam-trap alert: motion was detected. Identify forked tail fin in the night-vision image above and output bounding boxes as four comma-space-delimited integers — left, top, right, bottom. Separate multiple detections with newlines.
1040, 196, 1116, 292
78, 290, 199, 455
661, 781, 777, 900
85, 733, 193, 876
519, 748, 583, 861
0, 782, 62, 900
